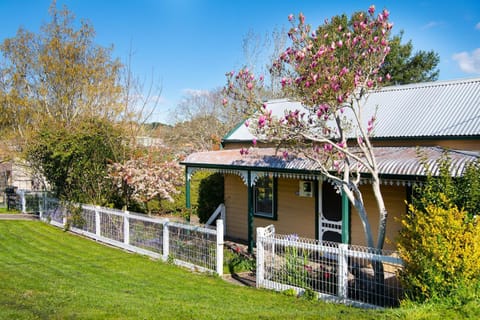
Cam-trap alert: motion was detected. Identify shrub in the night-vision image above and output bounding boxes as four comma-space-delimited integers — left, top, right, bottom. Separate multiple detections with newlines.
224, 248, 255, 274
398, 196, 480, 301
398, 153, 480, 303
282, 288, 297, 297
197, 173, 224, 223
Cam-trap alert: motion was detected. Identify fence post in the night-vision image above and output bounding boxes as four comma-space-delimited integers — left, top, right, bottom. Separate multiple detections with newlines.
337, 243, 348, 301
163, 220, 169, 261
123, 211, 130, 246
19, 190, 26, 213
95, 206, 101, 237
38, 193, 44, 220
220, 204, 226, 231
256, 226, 265, 288
216, 219, 224, 276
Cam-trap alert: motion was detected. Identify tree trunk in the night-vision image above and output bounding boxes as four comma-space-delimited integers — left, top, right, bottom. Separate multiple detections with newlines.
371, 177, 388, 250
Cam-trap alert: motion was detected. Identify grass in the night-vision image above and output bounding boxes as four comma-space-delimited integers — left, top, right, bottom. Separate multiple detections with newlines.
0, 221, 478, 320
0, 206, 19, 214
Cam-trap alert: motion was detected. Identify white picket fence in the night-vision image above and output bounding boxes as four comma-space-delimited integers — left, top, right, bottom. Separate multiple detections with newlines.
256, 225, 404, 308
39, 200, 224, 275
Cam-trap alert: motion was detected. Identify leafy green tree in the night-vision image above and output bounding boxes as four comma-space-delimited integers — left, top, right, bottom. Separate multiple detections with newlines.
27, 117, 126, 205
379, 31, 439, 85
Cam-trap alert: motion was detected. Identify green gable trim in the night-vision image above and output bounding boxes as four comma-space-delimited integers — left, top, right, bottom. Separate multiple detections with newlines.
221, 120, 246, 142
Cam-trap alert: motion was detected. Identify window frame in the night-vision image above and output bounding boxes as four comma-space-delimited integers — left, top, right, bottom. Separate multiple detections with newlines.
252, 174, 277, 220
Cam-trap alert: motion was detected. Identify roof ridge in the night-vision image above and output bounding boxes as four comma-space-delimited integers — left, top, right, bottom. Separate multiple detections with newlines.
378, 77, 480, 92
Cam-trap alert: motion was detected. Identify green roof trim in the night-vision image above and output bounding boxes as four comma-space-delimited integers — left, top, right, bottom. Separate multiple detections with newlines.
221, 120, 246, 142
179, 161, 427, 182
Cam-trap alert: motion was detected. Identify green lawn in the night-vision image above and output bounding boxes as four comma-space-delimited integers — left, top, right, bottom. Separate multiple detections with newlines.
0, 206, 19, 214
0, 221, 477, 319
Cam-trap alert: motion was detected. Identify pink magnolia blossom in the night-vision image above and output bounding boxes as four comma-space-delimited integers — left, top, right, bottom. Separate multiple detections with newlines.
258, 115, 267, 128
247, 82, 253, 90
339, 67, 349, 77
240, 148, 249, 156
368, 5, 375, 15
288, 14, 294, 21
299, 13, 305, 24
333, 160, 340, 172
382, 9, 390, 19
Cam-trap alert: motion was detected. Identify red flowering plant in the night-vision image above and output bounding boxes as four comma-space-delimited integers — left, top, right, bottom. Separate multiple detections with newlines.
224, 6, 393, 252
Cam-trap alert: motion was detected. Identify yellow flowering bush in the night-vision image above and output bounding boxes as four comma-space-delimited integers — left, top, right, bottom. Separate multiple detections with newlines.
398, 194, 480, 302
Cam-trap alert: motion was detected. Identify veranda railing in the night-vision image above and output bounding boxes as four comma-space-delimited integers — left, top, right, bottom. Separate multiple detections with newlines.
256, 225, 404, 308
39, 200, 224, 275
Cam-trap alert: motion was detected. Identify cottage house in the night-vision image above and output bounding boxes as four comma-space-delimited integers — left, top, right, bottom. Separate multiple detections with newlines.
181, 78, 480, 252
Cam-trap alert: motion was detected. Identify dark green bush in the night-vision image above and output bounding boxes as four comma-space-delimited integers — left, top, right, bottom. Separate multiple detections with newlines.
197, 173, 224, 223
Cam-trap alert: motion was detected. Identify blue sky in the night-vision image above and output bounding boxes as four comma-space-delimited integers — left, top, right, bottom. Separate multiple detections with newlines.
1, 1, 479, 123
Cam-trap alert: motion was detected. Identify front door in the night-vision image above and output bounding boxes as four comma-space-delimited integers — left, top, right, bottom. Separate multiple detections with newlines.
318, 181, 342, 243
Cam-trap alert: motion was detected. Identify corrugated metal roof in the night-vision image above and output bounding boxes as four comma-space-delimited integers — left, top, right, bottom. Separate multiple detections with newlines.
223, 78, 480, 142
369, 78, 480, 138
182, 146, 479, 178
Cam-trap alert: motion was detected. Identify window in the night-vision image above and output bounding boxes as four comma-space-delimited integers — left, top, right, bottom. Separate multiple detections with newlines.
253, 175, 277, 219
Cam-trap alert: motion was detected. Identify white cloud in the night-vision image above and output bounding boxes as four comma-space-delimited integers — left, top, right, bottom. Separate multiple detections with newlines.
147, 95, 166, 105
421, 21, 442, 30
476, 22, 480, 30
182, 88, 209, 97
452, 48, 480, 74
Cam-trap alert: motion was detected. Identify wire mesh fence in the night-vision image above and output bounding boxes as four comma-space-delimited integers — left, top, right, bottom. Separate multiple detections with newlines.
129, 217, 163, 254
39, 196, 64, 226
168, 222, 217, 271
257, 225, 403, 308
10, 191, 50, 214
99, 208, 125, 242
39, 202, 223, 275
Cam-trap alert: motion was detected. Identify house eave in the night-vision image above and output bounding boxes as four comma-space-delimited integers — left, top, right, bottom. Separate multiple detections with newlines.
181, 146, 479, 181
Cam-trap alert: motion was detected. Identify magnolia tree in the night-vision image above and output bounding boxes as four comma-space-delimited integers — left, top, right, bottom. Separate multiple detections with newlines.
109, 156, 183, 214
224, 6, 393, 250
